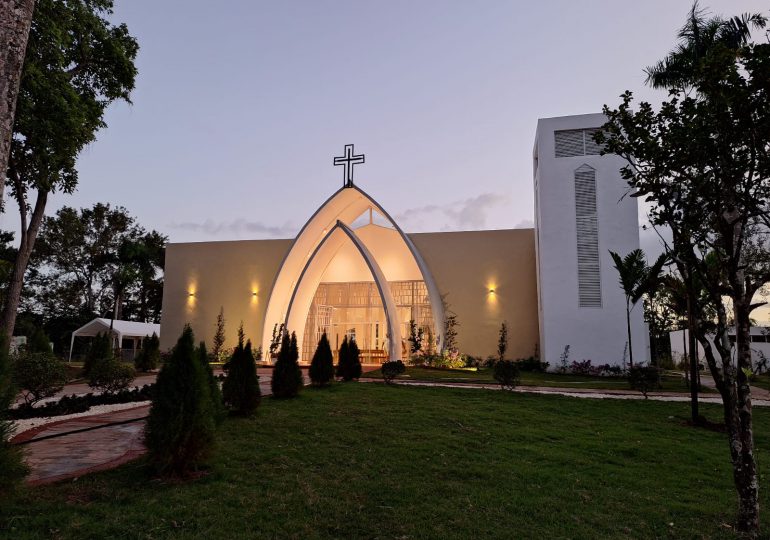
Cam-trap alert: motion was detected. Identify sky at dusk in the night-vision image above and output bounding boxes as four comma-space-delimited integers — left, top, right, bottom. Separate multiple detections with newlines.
3, 0, 767, 249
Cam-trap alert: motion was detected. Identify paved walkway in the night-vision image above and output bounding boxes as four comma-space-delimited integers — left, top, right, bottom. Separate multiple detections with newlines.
13, 371, 277, 485
13, 369, 769, 485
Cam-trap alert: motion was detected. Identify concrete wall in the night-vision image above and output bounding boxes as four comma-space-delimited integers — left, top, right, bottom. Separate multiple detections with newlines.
669, 328, 770, 369
160, 228, 539, 360
410, 229, 539, 360
160, 239, 291, 351
534, 113, 647, 367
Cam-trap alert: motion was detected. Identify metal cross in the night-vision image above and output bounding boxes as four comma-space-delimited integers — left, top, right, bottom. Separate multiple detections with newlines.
333, 144, 365, 187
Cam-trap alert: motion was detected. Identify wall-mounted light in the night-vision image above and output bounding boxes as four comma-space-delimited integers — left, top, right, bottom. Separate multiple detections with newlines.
252, 292, 258, 298
188, 292, 195, 298
488, 287, 495, 294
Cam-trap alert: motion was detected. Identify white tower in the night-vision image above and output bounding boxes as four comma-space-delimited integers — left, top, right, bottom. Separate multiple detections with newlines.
533, 113, 647, 368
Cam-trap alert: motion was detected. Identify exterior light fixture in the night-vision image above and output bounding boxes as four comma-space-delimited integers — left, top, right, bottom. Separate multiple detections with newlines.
188, 292, 195, 297
252, 292, 258, 297
489, 287, 495, 294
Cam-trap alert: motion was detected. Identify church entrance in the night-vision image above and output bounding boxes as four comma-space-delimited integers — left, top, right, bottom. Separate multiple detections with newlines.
302, 280, 434, 363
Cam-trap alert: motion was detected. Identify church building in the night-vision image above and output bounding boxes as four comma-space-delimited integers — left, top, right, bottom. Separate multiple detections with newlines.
160, 113, 647, 367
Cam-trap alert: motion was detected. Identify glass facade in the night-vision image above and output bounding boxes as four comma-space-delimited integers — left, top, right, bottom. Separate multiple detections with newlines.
302, 280, 434, 362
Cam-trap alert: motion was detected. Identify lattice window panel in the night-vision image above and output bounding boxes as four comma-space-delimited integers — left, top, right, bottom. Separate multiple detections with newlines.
574, 165, 601, 307
555, 128, 604, 158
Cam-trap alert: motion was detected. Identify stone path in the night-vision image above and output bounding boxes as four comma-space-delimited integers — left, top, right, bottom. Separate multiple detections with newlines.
13, 369, 769, 486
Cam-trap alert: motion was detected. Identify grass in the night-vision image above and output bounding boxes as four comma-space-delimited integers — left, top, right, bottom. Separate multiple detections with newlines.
363, 365, 707, 392
2, 383, 767, 539
753, 373, 770, 392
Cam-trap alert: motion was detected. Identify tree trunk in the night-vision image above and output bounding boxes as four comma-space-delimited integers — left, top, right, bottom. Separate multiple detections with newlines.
0, 189, 47, 341
731, 297, 760, 533
626, 302, 634, 367
0, 0, 35, 212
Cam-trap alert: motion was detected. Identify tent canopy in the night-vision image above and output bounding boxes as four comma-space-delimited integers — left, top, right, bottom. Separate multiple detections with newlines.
69, 318, 160, 361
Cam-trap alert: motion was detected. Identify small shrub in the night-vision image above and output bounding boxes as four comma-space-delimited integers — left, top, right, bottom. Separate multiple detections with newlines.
212, 306, 226, 360
515, 356, 550, 372
309, 332, 334, 386
0, 335, 27, 489
271, 331, 302, 398
145, 325, 216, 476
569, 359, 593, 375
88, 357, 136, 394
381, 360, 406, 384
12, 350, 67, 406
222, 339, 261, 414
134, 332, 160, 372
464, 355, 483, 368
628, 364, 661, 398
27, 327, 52, 353
493, 360, 520, 391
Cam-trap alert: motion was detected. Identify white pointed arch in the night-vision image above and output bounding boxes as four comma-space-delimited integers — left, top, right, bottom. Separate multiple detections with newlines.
261, 185, 445, 359
284, 221, 402, 361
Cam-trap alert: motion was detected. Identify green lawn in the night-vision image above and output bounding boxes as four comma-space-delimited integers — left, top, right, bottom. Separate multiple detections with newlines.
364, 366, 705, 392
2, 383, 767, 539
753, 373, 770, 392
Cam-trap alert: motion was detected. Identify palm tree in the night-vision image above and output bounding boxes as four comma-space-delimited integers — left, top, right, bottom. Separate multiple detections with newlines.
645, 2, 766, 91
610, 249, 667, 367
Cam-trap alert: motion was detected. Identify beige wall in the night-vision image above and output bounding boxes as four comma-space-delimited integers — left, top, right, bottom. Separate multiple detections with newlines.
160, 229, 539, 360
410, 229, 539, 360
160, 239, 291, 351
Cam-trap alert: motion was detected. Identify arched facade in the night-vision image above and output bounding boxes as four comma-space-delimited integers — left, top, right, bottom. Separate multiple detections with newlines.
260, 185, 446, 361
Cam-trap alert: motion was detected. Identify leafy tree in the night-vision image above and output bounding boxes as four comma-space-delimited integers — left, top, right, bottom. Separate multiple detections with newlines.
212, 307, 226, 360
0, 335, 27, 489
134, 332, 160, 372
197, 341, 225, 424
271, 330, 302, 398
497, 321, 508, 363
609, 249, 667, 367
0, 0, 35, 212
29, 204, 165, 326
1, 0, 139, 342
145, 325, 216, 476
222, 338, 261, 415
598, 4, 768, 532
26, 326, 51, 353
309, 332, 334, 386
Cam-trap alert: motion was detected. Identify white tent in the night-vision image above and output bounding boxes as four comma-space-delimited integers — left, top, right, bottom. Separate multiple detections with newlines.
68, 318, 161, 362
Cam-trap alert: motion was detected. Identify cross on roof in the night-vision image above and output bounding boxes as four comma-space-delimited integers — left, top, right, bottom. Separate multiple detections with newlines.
333, 144, 365, 188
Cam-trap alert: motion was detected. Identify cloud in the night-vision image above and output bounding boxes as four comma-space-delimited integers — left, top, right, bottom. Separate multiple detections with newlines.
395, 192, 511, 231
168, 218, 297, 238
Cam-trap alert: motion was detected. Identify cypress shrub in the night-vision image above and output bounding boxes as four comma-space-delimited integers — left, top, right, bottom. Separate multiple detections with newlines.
337, 336, 362, 381
309, 332, 334, 386
348, 337, 362, 380
222, 339, 261, 415
83, 332, 111, 376
271, 331, 302, 398
336, 336, 350, 380
0, 335, 28, 488
198, 341, 226, 423
135, 332, 160, 372
145, 325, 216, 476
